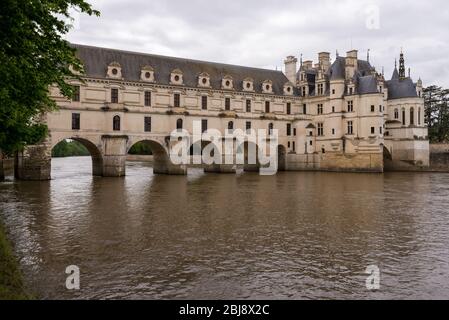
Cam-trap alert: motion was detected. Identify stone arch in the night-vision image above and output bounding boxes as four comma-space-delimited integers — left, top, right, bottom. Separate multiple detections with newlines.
51, 136, 104, 176
127, 138, 186, 175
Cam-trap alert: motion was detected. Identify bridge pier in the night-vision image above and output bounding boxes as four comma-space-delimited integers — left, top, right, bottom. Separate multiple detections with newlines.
101, 135, 127, 177
16, 144, 51, 180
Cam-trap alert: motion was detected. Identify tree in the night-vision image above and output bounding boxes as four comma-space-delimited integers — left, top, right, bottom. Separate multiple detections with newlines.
424, 86, 449, 142
0, 0, 99, 158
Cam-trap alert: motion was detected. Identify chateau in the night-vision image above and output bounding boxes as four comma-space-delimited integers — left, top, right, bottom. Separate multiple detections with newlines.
16, 44, 430, 179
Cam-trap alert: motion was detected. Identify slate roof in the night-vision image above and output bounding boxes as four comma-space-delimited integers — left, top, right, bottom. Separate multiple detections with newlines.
386, 77, 418, 100
71, 44, 291, 95
357, 75, 378, 95
327, 57, 374, 80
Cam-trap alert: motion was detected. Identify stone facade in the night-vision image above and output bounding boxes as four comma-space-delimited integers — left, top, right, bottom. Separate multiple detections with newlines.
16, 44, 429, 179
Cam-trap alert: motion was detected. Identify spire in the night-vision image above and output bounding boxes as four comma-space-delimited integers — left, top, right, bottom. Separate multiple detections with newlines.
399, 50, 406, 79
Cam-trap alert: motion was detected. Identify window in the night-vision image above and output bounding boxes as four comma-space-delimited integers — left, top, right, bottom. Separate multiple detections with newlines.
402, 108, 406, 125
72, 113, 80, 130
144, 117, 151, 132
418, 108, 421, 125
287, 123, 291, 136
317, 104, 323, 115
303, 104, 307, 114
332, 106, 335, 113
174, 93, 180, 108
347, 101, 353, 112
202, 96, 208, 110
349, 87, 354, 95
144, 91, 151, 106
265, 101, 270, 113
246, 99, 251, 112
292, 141, 296, 152
268, 123, 274, 135
379, 105, 383, 113
317, 83, 324, 95
201, 119, 207, 133
317, 123, 324, 136
176, 118, 183, 130
225, 97, 231, 110
410, 107, 415, 125
302, 87, 306, 96
113, 115, 120, 131
310, 140, 313, 146
332, 128, 335, 135
245, 121, 251, 132
347, 121, 353, 135
111, 88, 119, 103
228, 121, 234, 132
288, 141, 291, 148
371, 105, 375, 112
380, 127, 383, 135
332, 89, 336, 95
286, 102, 291, 115
371, 127, 375, 134
293, 128, 297, 136
394, 108, 399, 119
72, 86, 80, 102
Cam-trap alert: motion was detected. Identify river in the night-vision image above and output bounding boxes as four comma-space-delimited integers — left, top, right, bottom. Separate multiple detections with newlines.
1, 156, 449, 299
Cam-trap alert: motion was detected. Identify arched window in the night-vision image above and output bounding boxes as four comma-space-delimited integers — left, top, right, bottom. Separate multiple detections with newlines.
227, 121, 234, 132
394, 108, 399, 119
113, 115, 121, 131
402, 108, 406, 126
268, 123, 274, 135
418, 108, 421, 125
176, 118, 183, 130
410, 107, 415, 125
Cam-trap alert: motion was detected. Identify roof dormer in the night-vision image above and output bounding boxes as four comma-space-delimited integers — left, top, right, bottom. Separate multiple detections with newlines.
222, 75, 234, 90
170, 68, 184, 85
243, 77, 254, 92
283, 82, 294, 95
107, 62, 122, 79
262, 80, 273, 94
140, 65, 155, 82
198, 72, 211, 88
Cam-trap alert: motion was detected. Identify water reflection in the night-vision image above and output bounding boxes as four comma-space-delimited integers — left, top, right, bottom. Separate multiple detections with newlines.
1, 157, 449, 299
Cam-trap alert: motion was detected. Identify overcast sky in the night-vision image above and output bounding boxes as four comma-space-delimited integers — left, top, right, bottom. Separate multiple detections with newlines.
66, 0, 449, 86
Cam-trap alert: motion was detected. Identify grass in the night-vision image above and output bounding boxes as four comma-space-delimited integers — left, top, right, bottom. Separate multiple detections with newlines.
0, 221, 30, 300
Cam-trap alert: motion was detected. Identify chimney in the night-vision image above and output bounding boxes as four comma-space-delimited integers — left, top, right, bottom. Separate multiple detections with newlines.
318, 52, 330, 71
345, 50, 358, 79
303, 60, 313, 70
284, 56, 298, 84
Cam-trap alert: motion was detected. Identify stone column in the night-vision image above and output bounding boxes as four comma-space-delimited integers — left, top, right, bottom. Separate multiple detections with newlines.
16, 144, 51, 180
0, 158, 14, 181
102, 135, 128, 177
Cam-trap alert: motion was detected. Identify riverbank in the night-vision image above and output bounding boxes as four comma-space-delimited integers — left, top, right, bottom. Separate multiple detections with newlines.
0, 221, 30, 300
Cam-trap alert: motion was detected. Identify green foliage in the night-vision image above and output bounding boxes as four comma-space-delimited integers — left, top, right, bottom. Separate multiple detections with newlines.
128, 142, 153, 155
0, 0, 99, 157
52, 139, 89, 157
0, 221, 31, 300
424, 86, 449, 143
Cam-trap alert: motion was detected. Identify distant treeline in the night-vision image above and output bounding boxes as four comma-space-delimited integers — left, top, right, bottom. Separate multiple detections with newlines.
52, 140, 89, 157
424, 86, 449, 143
52, 140, 153, 157
128, 142, 153, 155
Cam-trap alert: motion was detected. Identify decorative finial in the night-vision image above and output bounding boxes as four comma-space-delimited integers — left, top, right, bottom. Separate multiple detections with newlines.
300, 53, 303, 66
382, 66, 384, 76
336, 49, 339, 58
395, 58, 397, 69
399, 50, 406, 79
367, 49, 370, 63
408, 67, 411, 78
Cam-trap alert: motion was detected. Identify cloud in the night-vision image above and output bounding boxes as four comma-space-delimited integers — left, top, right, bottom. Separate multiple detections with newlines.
67, 0, 449, 86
